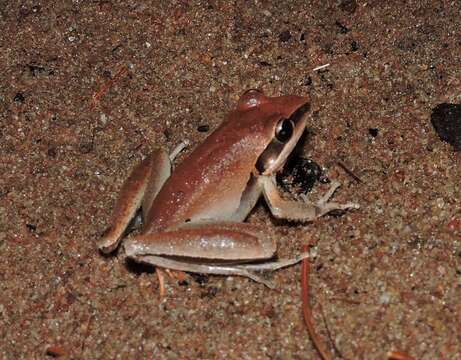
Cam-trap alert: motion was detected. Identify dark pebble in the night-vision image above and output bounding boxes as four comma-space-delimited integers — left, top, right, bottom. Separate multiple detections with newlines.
200, 286, 219, 299
47, 147, 57, 157
368, 128, 379, 137
351, 40, 359, 51
191, 273, 209, 285
13, 92, 25, 102
79, 142, 93, 154
27, 64, 47, 77
430, 103, 461, 151
277, 156, 326, 194
335, 21, 349, 34
163, 128, 172, 140
259, 61, 272, 67
197, 124, 209, 132
279, 30, 292, 43
339, 0, 357, 13
26, 223, 37, 232
303, 76, 312, 86
178, 280, 189, 286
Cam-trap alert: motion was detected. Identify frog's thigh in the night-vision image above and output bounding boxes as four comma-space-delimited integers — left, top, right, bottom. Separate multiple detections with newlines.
261, 176, 359, 221
124, 222, 276, 261
98, 149, 171, 253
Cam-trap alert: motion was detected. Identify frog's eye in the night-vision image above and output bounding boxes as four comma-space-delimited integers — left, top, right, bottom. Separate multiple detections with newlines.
275, 119, 294, 143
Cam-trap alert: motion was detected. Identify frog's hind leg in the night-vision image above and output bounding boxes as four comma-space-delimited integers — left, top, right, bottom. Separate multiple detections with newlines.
135, 252, 310, 289
124, 221, 309, 288
97, 149, 172, 253
138, 255, 278, 288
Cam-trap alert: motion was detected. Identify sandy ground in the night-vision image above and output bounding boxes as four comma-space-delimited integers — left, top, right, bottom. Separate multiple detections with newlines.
1, 1, 460, 359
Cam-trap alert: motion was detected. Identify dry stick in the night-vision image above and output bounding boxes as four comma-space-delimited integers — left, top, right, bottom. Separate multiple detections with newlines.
86, 65, 129, 112
81, 314, 94, 356
386, 351, 415, 360
337, 161, 362, 184
301, 244, 332, 360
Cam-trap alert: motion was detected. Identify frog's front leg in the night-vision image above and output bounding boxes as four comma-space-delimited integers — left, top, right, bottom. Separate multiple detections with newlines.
97, 149, 172, 253
124, 222, 309, 287
261, 175, 359, 221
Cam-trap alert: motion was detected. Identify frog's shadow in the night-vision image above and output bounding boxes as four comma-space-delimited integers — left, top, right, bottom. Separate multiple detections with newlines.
125, 257, 156, 275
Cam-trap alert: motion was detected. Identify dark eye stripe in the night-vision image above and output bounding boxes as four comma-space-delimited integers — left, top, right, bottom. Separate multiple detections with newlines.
291, 103, 310, 124
255, 140, 285, 174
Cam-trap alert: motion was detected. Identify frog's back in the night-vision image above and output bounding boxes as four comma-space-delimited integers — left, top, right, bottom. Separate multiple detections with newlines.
142, 116, 269, 233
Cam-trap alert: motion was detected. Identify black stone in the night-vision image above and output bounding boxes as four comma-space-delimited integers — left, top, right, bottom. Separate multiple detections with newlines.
368, 128, 379, 137
13, 92, 25, 102
431, 103, 461, 151
279, 30, 292, 43
197, 124, 209, 132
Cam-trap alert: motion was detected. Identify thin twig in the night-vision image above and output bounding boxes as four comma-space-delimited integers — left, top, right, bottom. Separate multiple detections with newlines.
80, 314, 94, 356
86, 65, 128, 112
337, 161, 362, 183
301, 244, 332, 360
313, 63, 330, 71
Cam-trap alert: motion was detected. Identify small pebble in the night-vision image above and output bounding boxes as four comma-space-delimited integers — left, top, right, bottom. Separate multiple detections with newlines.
379, 292, 391, 305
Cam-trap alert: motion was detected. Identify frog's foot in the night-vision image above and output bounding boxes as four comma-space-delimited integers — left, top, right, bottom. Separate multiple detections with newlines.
314, 181, 360, 217
166, 269, 187, 282
169, 140, 189, 162
155, 268, 187, 296
235, 251, 310, 271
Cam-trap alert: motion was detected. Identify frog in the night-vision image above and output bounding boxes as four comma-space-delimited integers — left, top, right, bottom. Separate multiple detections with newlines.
98, 89, 359, 288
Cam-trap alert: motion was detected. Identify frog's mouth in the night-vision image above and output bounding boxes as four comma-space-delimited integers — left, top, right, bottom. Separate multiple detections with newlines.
256, 103, 310, 175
